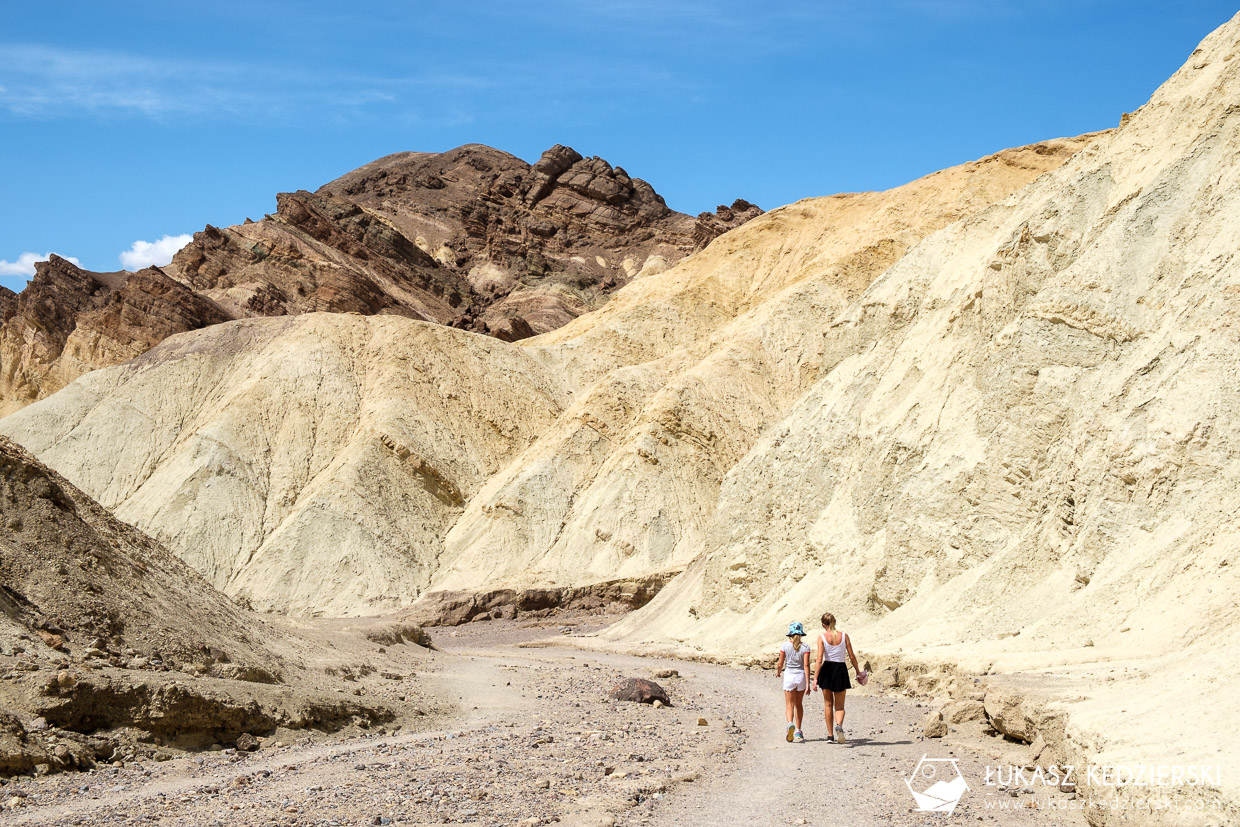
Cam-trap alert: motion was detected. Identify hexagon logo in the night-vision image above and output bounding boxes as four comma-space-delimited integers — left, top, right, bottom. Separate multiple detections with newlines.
906, 754, 970, 814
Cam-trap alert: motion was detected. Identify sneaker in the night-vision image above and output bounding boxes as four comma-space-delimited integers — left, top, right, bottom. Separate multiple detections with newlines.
794, 730, 804, 743
834, 724, 847, 744
825, 736, 836, 744
786, 723, 795, 742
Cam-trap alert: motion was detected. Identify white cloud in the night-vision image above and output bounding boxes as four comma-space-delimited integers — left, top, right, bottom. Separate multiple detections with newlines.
119, 235, 193, 270
0, 251, 81, 276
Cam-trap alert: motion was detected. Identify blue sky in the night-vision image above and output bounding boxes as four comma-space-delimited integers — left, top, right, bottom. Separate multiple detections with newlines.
1, 1, 1236, 292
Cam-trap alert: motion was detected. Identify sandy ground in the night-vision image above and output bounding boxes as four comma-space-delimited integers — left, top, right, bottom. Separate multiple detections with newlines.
0, 614, 1086, 826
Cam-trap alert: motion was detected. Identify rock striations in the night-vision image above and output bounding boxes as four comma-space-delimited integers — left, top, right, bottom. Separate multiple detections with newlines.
0, 144, 760, 414
0, 257, 230, 416
170, 144, 728, 341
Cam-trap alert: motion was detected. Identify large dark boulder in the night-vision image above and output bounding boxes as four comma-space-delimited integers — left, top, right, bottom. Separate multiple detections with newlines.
609, 678, 671, 706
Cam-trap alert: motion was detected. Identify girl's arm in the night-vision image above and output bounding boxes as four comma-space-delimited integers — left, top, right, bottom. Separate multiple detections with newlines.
801, 649, 811, 689
776, 649, 786, 677
845, 634, 860, 672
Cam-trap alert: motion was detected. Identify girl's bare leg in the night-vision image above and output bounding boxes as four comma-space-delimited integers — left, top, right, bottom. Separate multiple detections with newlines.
784, 690, 796, 724
793, 690, 805, 731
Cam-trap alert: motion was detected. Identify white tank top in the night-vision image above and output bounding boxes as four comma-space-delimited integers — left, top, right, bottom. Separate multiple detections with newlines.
821, 631, 848, 663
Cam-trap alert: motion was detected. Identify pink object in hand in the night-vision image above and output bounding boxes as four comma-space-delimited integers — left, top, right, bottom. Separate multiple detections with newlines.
856, 670, 870, 686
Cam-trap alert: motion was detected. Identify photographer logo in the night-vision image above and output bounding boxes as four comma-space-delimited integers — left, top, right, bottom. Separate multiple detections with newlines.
906, 755, 970, 814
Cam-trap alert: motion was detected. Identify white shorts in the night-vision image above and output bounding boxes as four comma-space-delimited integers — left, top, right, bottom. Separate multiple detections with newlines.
782, 672, 808, 692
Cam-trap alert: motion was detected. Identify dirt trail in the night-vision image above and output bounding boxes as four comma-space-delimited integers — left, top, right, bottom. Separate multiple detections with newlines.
1, 618, 1085, 826
614, 655, 1082, 827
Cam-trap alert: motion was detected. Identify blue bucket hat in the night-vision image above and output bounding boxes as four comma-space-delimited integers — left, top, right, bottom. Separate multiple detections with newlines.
787, 621, 805, 637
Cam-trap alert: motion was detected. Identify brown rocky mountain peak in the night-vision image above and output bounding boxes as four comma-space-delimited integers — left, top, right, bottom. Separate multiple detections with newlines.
0, 144, 762, 414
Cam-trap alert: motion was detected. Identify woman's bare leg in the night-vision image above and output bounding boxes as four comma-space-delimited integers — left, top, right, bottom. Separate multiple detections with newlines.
824, 687, 835, 732
833, 690, 847, 728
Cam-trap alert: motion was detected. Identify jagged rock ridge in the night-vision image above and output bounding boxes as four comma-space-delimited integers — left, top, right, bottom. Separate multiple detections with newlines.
0, 144, 762, 414
0, 257, 229, 415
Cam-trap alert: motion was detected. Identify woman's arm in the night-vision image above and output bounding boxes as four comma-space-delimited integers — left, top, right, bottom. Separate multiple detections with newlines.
776, 649, 786, 677
812, 639, 824, 691
845, 634, 860, 672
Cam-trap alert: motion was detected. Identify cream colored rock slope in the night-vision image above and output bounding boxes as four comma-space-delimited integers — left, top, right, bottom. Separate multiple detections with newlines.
604, 11, 1240, 813
430, 136, 1096, 592
1, 316, 570, 615
0, 130, 1089, 617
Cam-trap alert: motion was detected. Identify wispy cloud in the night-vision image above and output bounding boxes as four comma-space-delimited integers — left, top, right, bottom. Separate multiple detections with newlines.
0, 45, 249, 119
0, 251, 80, 277
119, 235, 193, 270
0, 40, 700, 129
0, 44, 494, 124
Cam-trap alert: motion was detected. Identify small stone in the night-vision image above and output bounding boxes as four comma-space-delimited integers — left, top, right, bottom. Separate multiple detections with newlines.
922, 710, 947, 738
28, 716, 48, 732
56, 671, 77, 689
652, 699, 664, 709
37, 631, 64, 650
697, 718, 708, 726
653, 669, 679, 679
1059, 782, 1076, 793
235, 733, 259, 752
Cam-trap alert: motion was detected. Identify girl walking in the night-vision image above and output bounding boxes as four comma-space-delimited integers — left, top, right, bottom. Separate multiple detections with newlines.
775, 622, 811, 742
813, 613, 862, 743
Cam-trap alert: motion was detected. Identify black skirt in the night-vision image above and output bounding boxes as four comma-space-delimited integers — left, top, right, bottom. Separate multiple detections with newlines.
817, 660, 852, 692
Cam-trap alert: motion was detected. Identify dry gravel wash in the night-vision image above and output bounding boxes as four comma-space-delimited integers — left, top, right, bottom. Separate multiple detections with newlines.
0, 619, 1082, 826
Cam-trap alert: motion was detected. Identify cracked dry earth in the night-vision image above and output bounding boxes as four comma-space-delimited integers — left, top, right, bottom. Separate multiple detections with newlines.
1, 616, 1085, 826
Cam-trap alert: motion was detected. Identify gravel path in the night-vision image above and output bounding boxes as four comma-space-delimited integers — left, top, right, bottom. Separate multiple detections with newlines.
615, 656, 1085, 827
0, 616, 1087, 826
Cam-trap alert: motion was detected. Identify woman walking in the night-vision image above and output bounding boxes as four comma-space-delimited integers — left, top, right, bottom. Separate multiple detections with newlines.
775, 622, 811, 742
813, 612, 862, 743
